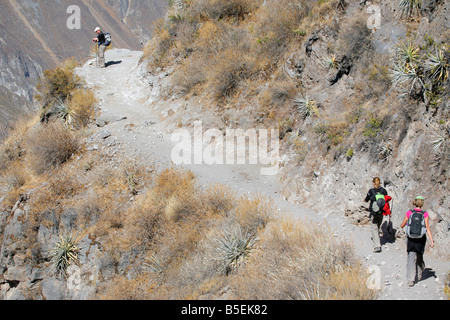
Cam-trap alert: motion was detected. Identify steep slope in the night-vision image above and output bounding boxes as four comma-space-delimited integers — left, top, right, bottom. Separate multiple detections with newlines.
106, 0, 169, 44
0, 0, 167, 139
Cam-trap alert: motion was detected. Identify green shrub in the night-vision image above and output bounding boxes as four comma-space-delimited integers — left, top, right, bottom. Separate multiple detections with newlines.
363, 114, 382, 139
326, 122, 350, 146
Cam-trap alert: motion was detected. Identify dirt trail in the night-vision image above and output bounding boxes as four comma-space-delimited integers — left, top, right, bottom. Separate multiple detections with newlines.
77, 48, 448, 300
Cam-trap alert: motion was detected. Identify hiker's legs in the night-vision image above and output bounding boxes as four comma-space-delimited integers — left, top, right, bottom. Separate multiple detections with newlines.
98, 45, 106, 68
370, 213, 382, 250
406, 251, 417, 284
417, 253, 425, 281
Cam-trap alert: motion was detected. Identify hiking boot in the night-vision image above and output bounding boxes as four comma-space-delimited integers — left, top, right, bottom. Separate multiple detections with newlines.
374, 247, 381, 253
407, 281, 415, 287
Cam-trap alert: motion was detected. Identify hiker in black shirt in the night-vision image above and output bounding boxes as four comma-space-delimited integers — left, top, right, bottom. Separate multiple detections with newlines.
364, 177, 388, 253
93, 27, 106, 68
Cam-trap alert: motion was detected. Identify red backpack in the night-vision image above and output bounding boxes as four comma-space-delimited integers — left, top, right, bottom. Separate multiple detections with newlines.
383, 195, 392, 216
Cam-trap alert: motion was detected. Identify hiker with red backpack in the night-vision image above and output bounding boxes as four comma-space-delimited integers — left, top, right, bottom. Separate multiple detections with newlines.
364, 177, 388, 253
400, 196, 434, 287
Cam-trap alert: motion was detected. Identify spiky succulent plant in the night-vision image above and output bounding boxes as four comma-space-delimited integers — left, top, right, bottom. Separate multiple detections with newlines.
294, 95, 319, 119
143, 254, 165, 275
425, 48, 449, 83
216, 227, 257, 274
51, 232, 81, 278
399, 0, 421, 18
322, 54, 340, 70
53, 98, 77, 126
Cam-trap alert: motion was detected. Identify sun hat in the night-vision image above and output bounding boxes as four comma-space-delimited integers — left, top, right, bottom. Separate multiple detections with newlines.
95, 27, 100, 32
415, 196, 425, 200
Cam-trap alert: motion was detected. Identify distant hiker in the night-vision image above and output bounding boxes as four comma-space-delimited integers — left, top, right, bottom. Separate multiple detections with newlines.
364, 177, 388, 253
400, 196, 434, 287
93, 27, 106, 68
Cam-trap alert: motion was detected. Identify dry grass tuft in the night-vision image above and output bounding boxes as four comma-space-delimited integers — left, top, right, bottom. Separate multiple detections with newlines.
254, 0, 312, 60
231, 217, 374, 300
234, 195, 274, 234
207, 49, 257, 101
0, 115, 39, 172
35, 58, 81, 105
187, 0, 261, 21
124, 192, 164, 250
143, 19, 174, 69
68, 88, 98, 129
202, 184, 237, 215
25, 121, 79, 175
99, 274, 156, 300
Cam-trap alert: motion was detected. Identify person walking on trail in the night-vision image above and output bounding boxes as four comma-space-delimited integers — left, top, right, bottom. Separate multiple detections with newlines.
364, 177, 388, 253
400, 196, 434, 287
93, 27, 106, 68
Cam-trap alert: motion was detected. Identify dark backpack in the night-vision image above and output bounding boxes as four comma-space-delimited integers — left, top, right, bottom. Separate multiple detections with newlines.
104, 33, 112, 46
406, 210, 427, 239
371, 191, 386, 214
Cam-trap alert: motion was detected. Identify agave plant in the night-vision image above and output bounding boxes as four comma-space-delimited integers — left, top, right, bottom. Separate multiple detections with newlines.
429, 122, 449, 156
321, 53, 340, 70
395, 41, 420, 66
390, 42, 425, 96
430, 134, 446, 154
399, 0, 422, 18
51, 232, 81, 278
390, 61, 424, 95
216, 227, 258, 274
143, 254, 165, 275
53, 98, 77, 126
293, 95, 319, 119
425, 48, 449, 84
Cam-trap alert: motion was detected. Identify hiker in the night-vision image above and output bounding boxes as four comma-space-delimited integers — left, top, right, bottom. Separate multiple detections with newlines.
364, 177, 388, 253
400, 196, 434, 287
93, 27, 106, 68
